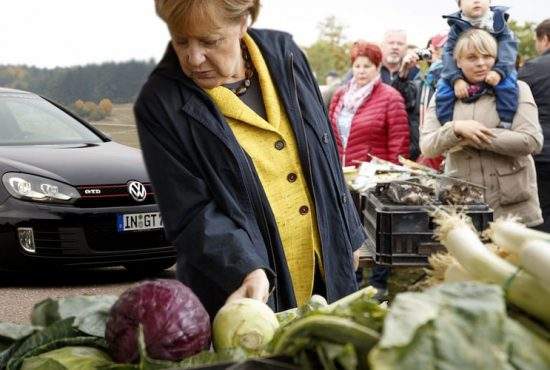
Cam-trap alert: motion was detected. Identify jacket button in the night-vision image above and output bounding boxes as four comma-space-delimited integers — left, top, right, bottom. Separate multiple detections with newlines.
322, 133, 329, 144
274, 140, 286, 150
299, 205, 309, 215
287, 173, 297, 183
341, 194, 347, 203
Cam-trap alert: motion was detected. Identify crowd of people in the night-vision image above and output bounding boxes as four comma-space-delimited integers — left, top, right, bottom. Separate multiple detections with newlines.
136, 0, 550, 315
321, 0, 550, 297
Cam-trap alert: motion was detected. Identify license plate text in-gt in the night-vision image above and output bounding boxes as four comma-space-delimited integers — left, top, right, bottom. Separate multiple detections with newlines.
116, 212, 163, 232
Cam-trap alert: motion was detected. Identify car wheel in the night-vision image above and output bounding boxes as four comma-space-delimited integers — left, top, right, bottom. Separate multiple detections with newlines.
123, 259, 175, 276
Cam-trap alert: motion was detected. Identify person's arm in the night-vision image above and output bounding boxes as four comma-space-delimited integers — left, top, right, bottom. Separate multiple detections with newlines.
493, 27, 519, 79
390, 77, 417, 113
466, 84, 543, 156
518, 60, 536, 85
386, 93, 411, 162
419, 98, 463, 158
134, 89, 274, 300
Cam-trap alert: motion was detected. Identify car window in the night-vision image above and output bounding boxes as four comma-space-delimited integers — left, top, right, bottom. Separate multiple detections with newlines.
0, 95, 103, 145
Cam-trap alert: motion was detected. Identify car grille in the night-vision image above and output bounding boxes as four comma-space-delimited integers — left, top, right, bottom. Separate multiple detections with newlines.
31, 221, 171, 256
74, 183, 157, 208
83, 220, 171, 252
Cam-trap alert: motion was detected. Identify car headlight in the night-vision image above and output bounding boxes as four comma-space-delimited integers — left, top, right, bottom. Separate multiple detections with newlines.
2, 173, 81, 204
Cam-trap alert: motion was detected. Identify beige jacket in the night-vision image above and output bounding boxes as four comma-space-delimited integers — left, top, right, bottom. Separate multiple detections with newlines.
420, 81, 543, 226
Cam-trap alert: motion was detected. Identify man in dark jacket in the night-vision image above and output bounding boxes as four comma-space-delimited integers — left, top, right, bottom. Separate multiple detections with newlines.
519, 18, 550, 232
367, 30, 420, 299
380, 30, 421, 161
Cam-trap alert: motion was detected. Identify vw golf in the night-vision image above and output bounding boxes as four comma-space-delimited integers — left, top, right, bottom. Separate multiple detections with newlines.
0, 88, 176, 273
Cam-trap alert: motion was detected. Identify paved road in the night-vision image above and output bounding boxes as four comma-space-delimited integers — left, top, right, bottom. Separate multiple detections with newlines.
0, 267, 175, 324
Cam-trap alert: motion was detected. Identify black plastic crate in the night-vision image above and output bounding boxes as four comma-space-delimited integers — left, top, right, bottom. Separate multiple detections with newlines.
363, 190, 493, 266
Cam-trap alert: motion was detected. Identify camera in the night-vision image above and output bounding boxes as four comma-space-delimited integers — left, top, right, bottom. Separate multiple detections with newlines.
415, 48, 432, 61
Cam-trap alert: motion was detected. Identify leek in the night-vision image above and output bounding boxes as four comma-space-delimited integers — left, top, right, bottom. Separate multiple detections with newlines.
434, 211, 550, 325
487, 218, 550, 254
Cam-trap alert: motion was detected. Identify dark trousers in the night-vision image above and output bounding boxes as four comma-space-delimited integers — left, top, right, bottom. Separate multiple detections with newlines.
313, 263, 327, 297
368, 265, 391, 290
534, 161, 550, 232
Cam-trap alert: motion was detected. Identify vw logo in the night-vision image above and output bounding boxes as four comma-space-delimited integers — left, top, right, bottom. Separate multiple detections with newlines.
127, 181, 147, 202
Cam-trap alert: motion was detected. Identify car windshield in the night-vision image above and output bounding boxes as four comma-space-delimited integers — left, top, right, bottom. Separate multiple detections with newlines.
0, 94, 104, 146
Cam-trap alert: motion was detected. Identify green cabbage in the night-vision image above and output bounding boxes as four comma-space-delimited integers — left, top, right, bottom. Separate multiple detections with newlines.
21, 346, 112, 370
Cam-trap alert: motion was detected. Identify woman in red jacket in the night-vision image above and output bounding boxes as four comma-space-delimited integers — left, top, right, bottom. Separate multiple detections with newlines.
329, 41, 410, 166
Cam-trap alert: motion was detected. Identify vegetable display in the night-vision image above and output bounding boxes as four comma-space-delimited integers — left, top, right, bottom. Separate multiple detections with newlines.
1, 210, 550, 369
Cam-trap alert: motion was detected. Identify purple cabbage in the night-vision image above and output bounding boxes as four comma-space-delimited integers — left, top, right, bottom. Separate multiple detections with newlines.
105, 279, 210, 363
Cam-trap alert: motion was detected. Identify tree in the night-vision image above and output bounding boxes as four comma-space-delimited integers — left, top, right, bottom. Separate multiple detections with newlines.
99, 98, 113, 115
509, 20, 537, 62
305, 16, 350, 85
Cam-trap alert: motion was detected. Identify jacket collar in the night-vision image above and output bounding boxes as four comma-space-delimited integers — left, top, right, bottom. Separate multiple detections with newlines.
205, 35, 280, 133
150, 29, 298, 149
443, 6, 510, 33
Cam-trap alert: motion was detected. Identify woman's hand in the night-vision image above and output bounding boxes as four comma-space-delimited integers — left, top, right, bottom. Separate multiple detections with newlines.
226, 268, 270, 303
453, 79, 470, 99
353, 249, 361, 271
485, 71, 501, 86
453, 120, 496, 145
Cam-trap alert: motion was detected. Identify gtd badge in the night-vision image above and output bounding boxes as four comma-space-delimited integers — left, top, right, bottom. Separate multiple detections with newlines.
127, 181, 147, 202
84, 189, 101, 195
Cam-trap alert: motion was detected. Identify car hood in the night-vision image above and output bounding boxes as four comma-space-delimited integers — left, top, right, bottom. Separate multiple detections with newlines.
0, 141, 150, 186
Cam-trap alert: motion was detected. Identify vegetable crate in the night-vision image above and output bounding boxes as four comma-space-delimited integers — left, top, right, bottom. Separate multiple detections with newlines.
363, 189, 493, 266
349, 188, 365, 223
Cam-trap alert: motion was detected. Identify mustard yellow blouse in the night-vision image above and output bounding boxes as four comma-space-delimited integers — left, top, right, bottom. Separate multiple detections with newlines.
205, 33, 323, 305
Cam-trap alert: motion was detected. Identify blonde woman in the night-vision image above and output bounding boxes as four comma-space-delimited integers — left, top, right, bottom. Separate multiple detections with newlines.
135, 0, 365, 316
421, 28, 543, 226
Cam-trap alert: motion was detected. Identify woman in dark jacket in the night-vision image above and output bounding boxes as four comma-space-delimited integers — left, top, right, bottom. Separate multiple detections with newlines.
135, 0, 365, 317
328, 41, 410, 166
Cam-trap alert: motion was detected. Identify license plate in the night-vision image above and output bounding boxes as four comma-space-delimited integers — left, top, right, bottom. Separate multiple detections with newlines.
116, 212, 163, 232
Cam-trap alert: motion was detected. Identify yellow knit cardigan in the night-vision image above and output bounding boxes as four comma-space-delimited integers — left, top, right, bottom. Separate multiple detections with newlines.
206, 34, 322, 305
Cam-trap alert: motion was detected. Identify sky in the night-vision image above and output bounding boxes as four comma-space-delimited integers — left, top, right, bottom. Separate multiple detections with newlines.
1, 0, 547, 68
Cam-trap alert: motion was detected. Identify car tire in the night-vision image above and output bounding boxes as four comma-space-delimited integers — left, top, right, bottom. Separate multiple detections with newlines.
123, 259, 175, 276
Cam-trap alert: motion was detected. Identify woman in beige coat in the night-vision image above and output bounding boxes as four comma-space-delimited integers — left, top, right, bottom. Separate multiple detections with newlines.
421, 29, 543, 226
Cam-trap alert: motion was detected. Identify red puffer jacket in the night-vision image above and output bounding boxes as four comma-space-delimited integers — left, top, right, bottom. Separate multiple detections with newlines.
328, 80, 410, 166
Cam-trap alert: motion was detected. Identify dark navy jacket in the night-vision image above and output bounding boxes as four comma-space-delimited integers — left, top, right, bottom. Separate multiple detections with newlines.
442, 6, 518, 84
519, 49, 550, 162
134, 28, 366, 317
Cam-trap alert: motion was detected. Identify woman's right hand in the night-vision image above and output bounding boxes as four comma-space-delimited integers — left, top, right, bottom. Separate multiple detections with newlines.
453, 79, 470, 99
226, 268, 270, 304
453, 120, 496, 145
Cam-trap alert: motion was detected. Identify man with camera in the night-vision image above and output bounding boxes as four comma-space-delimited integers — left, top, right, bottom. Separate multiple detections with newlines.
380, 29, 424, 163
367, 30, 425, 301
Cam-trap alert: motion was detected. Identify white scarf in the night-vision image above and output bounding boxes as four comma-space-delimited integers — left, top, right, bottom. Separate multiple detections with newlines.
341, 76, 379, 115
462, 10, 495, 32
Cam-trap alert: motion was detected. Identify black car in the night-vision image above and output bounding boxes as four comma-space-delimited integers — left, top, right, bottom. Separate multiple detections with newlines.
0, 88, 176, 273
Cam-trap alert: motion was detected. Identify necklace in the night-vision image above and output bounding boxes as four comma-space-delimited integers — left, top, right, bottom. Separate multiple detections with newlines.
230, 42, 254, 96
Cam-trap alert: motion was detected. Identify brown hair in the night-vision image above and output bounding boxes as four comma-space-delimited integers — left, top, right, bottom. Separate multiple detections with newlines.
535, 19, 550, 40
454, 28, 497, 60
155, 0, 260, 32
